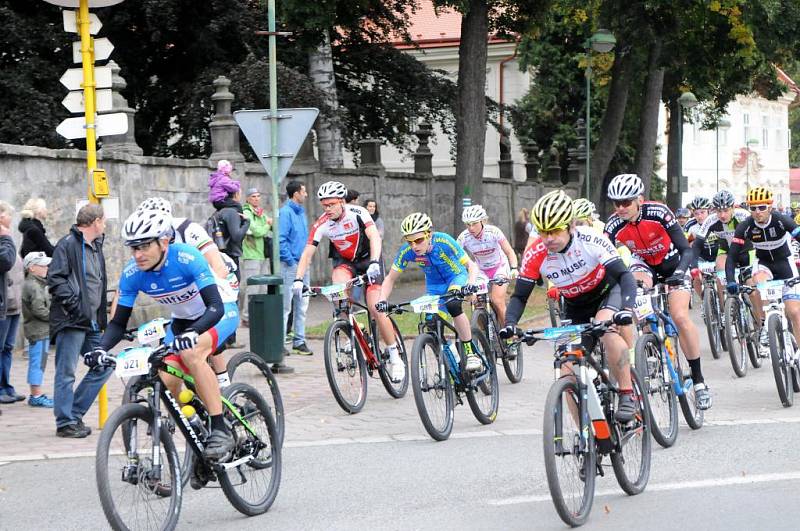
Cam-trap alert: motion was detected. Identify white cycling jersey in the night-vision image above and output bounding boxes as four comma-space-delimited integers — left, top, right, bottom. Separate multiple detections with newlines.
457, 224, 510, 275
172, 217, 238, 303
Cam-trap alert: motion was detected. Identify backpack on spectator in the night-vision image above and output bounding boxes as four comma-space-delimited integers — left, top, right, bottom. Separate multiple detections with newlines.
205, 212, 229, 251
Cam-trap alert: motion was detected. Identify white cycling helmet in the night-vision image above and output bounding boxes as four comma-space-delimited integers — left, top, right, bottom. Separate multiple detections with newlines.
462, 205, 488, 224
401, 212, 432, 236
572, 198, 596, 219
136, 197, 172, 216
122, 209, 174, 247
317, 181, 347, 200
607, 173, 644, 201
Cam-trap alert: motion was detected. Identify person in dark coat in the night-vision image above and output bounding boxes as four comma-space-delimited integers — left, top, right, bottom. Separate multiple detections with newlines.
18, 197, 54, 258
48, 203, 111, 438
0, 201, 18, 416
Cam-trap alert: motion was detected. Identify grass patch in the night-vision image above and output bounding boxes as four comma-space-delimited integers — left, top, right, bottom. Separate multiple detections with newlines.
305, 288, 549, 338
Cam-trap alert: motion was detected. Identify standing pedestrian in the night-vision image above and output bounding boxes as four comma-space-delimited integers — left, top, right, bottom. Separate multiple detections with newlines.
512, 207, 530, 259
0, 201, 17, 416
279, 180, 312, 355
18, 197, 54, 258
364, 199, 384, 238
0, 240, 24, 404
208, 161, 250, 283
241, 187, 272, 326
345, 189, 360, 205
48, 203, 111, 438
22, 252, 54, 407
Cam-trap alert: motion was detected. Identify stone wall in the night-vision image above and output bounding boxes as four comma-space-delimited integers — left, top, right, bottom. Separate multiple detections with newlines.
0, 142, 577, 322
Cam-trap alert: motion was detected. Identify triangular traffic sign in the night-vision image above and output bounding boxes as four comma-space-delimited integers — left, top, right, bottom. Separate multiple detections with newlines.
234, 108, 319, 182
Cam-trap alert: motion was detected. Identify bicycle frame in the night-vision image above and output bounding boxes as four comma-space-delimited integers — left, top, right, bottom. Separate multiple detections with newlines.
640, 286, 693, 397
471, 278, 509, 355
418, 313, 491, 388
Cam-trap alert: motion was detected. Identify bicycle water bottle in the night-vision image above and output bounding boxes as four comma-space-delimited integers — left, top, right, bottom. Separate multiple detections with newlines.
180, 404, 209, 439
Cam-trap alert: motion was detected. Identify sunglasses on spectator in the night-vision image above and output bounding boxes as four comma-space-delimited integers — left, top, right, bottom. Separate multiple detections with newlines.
748, 204, 769, 212
613, 198, 634, 208
405, 233, 430, 245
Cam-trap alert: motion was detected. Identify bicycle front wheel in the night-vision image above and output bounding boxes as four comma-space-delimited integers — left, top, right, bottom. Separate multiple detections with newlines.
767, 314, 793, 407
410, 333, 454, 441
723, 296, 748, 378
676, 352, 704, 430
611, 369, 652, 495
466, 328, 499, 425
542, 377, 596, 527
96, 403, 182, 531
227, 351, 285, 448
219, 383, 282, 516
702, 287, 723, 359
634, 333, 678, 448
323, 320, 368, 414
377, 316, 409, 399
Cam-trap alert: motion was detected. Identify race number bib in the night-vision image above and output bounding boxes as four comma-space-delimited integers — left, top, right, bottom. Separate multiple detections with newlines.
115, 347, 152, 378
137, 318, 169, 346
410, 295, 440, 314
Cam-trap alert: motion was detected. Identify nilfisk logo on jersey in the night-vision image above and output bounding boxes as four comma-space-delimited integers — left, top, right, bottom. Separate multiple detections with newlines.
154, 287, 199, 305
177, 251, 196, 264
150, 283, 158, 290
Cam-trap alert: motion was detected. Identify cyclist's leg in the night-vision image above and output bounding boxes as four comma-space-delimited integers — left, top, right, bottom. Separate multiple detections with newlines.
715, 252, 727, 308
752, 260, 773, 322
667, 281, 701, 361
487, 266, 509, 326
630, 257, 653, 289
595, 286, 633, 391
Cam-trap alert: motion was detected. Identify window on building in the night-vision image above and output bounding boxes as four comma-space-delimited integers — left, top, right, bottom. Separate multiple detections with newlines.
762, 115, 769, 149
743, 113, 750, 145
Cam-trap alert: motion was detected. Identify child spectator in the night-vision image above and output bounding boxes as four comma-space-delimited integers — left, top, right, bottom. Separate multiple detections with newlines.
22, 252, 53, 407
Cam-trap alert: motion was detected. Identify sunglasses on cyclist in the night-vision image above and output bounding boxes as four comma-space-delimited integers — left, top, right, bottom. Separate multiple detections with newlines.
748, 204, 769, 212
130, 240, 157, 252
613, 198, 634, 208
405, 233, 430, 245
539, 226, 568, 237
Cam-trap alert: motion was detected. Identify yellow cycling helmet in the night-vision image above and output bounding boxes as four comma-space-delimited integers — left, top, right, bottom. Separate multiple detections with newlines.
531, 190, 574, 232
747, 186, 773, 205
401, 212, 432, 236
572, 198, 596, 220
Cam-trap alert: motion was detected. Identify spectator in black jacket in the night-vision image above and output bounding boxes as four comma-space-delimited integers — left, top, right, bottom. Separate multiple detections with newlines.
212, 188, 250, 282
18, 197, 54, 257
48, 203, 111, 438
0, 201, 18, 417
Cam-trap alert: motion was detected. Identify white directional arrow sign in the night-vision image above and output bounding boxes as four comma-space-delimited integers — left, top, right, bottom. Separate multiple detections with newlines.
60, 65, 112, 91
48, 0, 125, 7
72, 38, 114, 63
56, 112, 128, 140
61, 9, 102, 35
62, 89, 113, 114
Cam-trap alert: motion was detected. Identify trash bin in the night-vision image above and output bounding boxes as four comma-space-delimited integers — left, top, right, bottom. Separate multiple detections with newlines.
247, 275, 284, 364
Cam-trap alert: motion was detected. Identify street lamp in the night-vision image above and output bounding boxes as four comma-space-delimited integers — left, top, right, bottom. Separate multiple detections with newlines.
677, 91, 698, 206
584, 29, 616, 199
715, 118, 731, 192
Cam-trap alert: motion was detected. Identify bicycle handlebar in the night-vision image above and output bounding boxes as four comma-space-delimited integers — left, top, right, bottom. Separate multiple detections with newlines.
517, 319, 615, 346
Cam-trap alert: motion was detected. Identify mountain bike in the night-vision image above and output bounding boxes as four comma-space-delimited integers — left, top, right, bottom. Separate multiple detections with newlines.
722, 267, 759, 378
750, 277, 800, 407
470, 277, 525, 383
388, 287, 499, 441
123, 319, 286, 452
94, 339, 281, 530
521, 320, 651, 527
634, 283, 702, 449
310, 274, 408, 414
698, 261, 726, 359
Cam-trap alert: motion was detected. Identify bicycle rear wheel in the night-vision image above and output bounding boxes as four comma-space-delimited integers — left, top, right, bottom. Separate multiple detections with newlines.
542, 377, 596, 527
323, 320, 368, 414
767, 314, 793, 407
611, 369, 652, 495
410, 333, 454, 441
96, 403, 182, 531
227, 351, 285, 448
218, 383, 282, 516
465, 328, 499, 424
502, 339, 525, 384
377, 316, 409, 399
702, 287, 724, 359
634, 333, 678, 448
723, 297, 748, 378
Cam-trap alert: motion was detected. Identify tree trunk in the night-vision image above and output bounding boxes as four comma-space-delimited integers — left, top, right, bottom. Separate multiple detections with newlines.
453, 0, 489, 233
590, 46, 634, 212
634, 37, 664, 197
665, 96, 682, 210
308, 31, 343, 169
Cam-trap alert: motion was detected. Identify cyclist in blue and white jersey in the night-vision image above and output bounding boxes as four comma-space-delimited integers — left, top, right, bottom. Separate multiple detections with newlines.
376, 212, 484, 371
85, 209, 239, 461
136, 197, 239, 387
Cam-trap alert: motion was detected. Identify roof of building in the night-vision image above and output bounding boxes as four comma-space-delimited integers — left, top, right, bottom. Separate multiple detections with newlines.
392, 1, 511, 49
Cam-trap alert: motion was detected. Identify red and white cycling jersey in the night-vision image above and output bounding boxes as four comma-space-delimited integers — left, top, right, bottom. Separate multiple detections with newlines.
604, 201, 681, 270
308, 204, 375, 262
519, 226, 620, 300
457, 224, 510, 272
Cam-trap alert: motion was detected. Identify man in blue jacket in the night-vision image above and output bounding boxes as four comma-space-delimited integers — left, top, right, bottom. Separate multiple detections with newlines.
279, 180, 312, 355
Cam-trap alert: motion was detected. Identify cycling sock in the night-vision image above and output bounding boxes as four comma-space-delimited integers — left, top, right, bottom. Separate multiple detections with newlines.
215, 370, 231, 388
619, 388, 633, 395
460, 340, 474, 355
210, 414, 227, 433
688, 358, 704, 384
386, 344, 400, 359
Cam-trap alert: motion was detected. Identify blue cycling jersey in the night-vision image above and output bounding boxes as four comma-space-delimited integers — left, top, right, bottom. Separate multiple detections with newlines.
118, 243, 217, 321
392, 232, 469, 287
